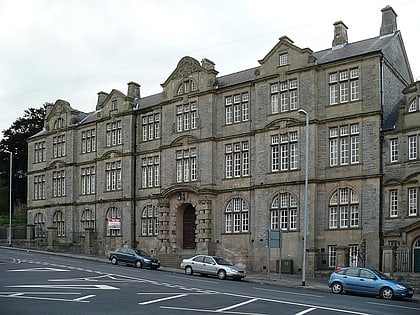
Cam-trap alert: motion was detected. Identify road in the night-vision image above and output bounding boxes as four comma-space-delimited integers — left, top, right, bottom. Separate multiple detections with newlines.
0, 247, 419, 314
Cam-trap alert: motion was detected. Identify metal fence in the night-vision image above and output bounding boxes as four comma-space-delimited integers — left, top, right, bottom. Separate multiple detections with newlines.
395, 247, 411, 272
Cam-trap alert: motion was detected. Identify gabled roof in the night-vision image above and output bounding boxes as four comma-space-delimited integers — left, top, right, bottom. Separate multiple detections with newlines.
313, 33, 396, 65
33, 31, 404, 130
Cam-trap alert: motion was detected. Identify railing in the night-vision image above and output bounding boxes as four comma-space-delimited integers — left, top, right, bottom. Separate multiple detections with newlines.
395, 247, 411, 272
315, 252, 331, 270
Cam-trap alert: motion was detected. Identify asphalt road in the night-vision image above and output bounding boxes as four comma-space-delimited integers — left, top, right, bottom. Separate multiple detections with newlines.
0, 247, 419, 315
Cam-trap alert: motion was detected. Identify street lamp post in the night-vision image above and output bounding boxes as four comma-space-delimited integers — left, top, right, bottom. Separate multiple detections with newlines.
298, 109, 309, 286
4, 150, 12, 246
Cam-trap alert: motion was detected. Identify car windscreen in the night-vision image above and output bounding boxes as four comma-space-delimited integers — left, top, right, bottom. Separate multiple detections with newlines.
371, 269, 391, 280
213, 257, 232, 266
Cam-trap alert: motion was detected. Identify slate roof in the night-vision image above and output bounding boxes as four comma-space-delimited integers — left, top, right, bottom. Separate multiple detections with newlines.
36, 32, 398, 131
313, 34, 395, 65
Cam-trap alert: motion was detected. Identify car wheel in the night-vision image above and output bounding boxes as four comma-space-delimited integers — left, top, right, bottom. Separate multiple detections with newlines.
185, 266, 193, 275
331, 282, 343, 294
380, 287, 394, 300
217, 270, 226, 280
111, 257, 118, 265
135, 260, 143, 268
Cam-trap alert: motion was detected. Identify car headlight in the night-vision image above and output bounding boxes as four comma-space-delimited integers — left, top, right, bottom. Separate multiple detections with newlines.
395, 284, 406, 290
143, 258, 151, 263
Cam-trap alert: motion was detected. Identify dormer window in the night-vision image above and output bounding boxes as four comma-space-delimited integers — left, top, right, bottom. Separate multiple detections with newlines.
279, 53, 288, 66
111, 100, 118, 110
176, 79, 198, 96
54, 117, 65, 130
408, 98, 417, 112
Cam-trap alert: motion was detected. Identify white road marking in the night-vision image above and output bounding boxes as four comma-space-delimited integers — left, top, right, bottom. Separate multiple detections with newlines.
8, 267, 69, 272
222, 292, 372, 315
7, 284, 118, 290
295, 308, 317, 315
253, 287, 324, 298
73, 294, 96, 301
367, 301, 420, 311
160, 305, 267, 314
216, 298, 258, 312
139, 293, 187, 305
0, 292, 92, 303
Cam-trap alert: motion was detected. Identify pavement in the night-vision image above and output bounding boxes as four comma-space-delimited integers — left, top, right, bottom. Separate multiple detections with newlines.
1, 246, 419, 303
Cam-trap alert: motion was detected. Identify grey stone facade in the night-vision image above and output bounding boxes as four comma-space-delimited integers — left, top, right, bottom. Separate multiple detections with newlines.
27, 6, 420, 274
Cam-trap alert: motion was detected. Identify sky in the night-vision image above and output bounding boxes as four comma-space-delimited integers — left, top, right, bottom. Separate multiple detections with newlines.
1, 0, 419, 139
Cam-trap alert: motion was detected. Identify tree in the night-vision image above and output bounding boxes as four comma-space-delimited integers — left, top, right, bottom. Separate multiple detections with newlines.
0, 105, 46, 216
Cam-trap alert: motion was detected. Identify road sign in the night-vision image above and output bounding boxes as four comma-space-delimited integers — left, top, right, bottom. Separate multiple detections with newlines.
267, 229, 282, 248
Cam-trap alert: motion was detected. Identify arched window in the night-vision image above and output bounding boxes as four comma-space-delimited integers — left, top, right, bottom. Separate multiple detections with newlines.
34, 212, 45, 238
270, 192, 298, 231
106, 207, 121, 236
225, 197, 249, 233
408, 98, 417, 112
176, 79, 198, 95
53, 210, 65, 237
329, 187, 359, 229
54, 117, 65, 129
81, 209, 95, 235
141, 205, 157, 236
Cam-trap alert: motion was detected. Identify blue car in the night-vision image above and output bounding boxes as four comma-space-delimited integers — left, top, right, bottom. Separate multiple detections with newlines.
329, 267, 413, 300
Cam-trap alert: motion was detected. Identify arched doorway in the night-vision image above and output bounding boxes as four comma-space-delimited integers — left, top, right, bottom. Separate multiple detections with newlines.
183, 204, 196, 249
414, 238, 420, 273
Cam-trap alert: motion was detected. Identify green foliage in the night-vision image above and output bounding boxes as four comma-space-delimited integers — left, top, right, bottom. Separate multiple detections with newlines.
0, 105, 46, 206
0, 215, 24, 226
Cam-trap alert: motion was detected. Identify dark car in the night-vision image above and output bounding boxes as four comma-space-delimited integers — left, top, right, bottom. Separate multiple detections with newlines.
109, 247, 160, 270
329, 267, 414, 300
180, 254, 246, 280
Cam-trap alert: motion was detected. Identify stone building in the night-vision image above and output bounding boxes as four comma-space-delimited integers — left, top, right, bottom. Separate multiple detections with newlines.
26, 6, 420, 274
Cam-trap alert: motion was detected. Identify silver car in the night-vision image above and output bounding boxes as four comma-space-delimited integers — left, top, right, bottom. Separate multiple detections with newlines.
180, 255, 246, 280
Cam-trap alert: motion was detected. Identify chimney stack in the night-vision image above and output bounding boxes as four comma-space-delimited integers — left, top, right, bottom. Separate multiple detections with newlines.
96, 91, 109, 110
127, 81, 140, 99
201, 58, 215, 71
332, 21, 348, 48
380, 6, 397, 37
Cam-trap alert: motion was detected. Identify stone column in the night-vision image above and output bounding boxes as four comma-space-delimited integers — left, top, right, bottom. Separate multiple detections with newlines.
47, 226, 58, 248
26, 224, 35, 243
306, 247, 317, 276
84, 228, 96, 254
381, 245, 395, 275
196, 200, 213, 254
336, 245, 348, 267
157, 199, 170, 254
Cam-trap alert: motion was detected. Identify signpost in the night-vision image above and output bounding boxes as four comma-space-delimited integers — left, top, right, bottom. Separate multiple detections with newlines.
266, 229, 282, 280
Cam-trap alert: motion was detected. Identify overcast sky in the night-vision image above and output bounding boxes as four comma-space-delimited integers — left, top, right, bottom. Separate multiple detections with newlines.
1, 0, 419, 140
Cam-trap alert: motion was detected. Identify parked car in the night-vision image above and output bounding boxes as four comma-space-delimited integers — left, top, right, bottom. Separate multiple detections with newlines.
328, 267, 414, 300
109, 247, 160, 270
180, 255, 246, 280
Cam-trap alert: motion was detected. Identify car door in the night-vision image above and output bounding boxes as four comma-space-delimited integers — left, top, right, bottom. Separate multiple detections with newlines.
341, 268, 360, 292
358, 269, 378, 294
191, 255, 205, 273
125, 248, 136, 265
117, 248, 129, 263
202, 256, 218, 276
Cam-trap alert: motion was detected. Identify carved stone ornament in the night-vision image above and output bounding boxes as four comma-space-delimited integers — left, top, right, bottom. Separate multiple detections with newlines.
174, 58, 201, 79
